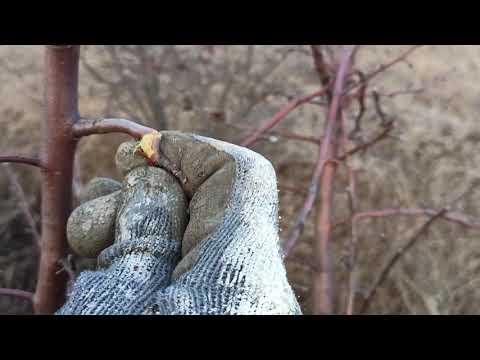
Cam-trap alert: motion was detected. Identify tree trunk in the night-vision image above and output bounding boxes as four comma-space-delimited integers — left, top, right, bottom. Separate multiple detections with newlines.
34, 45, 80, 314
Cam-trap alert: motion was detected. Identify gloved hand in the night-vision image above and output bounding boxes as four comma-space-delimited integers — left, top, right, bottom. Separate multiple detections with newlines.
57, 132, 302, 315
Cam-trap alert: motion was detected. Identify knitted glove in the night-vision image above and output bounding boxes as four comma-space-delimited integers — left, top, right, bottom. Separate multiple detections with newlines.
57, 132, 301, 315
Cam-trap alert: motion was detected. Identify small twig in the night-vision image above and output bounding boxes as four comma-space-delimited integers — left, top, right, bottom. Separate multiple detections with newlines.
379, 88, 425, 98
372, 90, 391, 127
348, 71, 367, 141
241, 87, 330, 147
3, 164, 41, 248
345, 45, 424, 95
0, 155, 44, 168
0, 288, 34, 302
310, 45, 333, 89
73, 117, 156, 140
339, 123, 394, 160
359, 208, 447, 314
57, 255, 77, 296
208, 111, 322, 145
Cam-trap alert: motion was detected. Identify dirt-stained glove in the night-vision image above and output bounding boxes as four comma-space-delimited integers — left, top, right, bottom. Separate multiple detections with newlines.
57, 132, 301, 315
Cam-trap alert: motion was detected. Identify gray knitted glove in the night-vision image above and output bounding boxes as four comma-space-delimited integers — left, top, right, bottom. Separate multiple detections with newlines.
57, 132, 301, 315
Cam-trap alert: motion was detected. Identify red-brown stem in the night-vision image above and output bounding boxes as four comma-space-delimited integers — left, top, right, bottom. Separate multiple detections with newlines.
34, 45, 80, 314
283, 47, 349, 252
0, 155, 44, 168
241, 88, 329, 147
73, 117, 155, 140
0, 288, 34, 302
283, 46, 356, 316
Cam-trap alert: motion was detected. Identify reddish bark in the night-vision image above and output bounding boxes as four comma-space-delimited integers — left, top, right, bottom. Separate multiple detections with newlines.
34, 45, 80, 314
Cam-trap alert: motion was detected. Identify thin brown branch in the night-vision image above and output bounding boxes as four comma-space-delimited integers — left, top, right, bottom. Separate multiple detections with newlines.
241, 87, 330, 147
310, 45, 334, 88
345, 45, 424, 94
208, 111, 322, 145
0, 288, 34, 302
73, 117, 156, 140
3, 164, 40, 248
359, 209, 447, 314
0, 155, 44, 168
354, 208, 480, 231
348, 71, 367, 140
339, 123, 394, 160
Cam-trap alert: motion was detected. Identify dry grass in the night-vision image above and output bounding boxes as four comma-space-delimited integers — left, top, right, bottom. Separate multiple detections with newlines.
1, 45, 479, 314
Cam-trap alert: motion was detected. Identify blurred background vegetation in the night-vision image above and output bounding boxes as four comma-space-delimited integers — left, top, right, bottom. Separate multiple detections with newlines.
1, 45, 479, 314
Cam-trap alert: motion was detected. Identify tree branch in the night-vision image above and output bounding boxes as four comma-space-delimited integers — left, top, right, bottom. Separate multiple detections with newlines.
241, 87, 330, 147
73, 117, 156, 140
345, 45, 424, 95
0, 155, 44, 168
354, 208, 480, 231
0, 288, 34, 302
